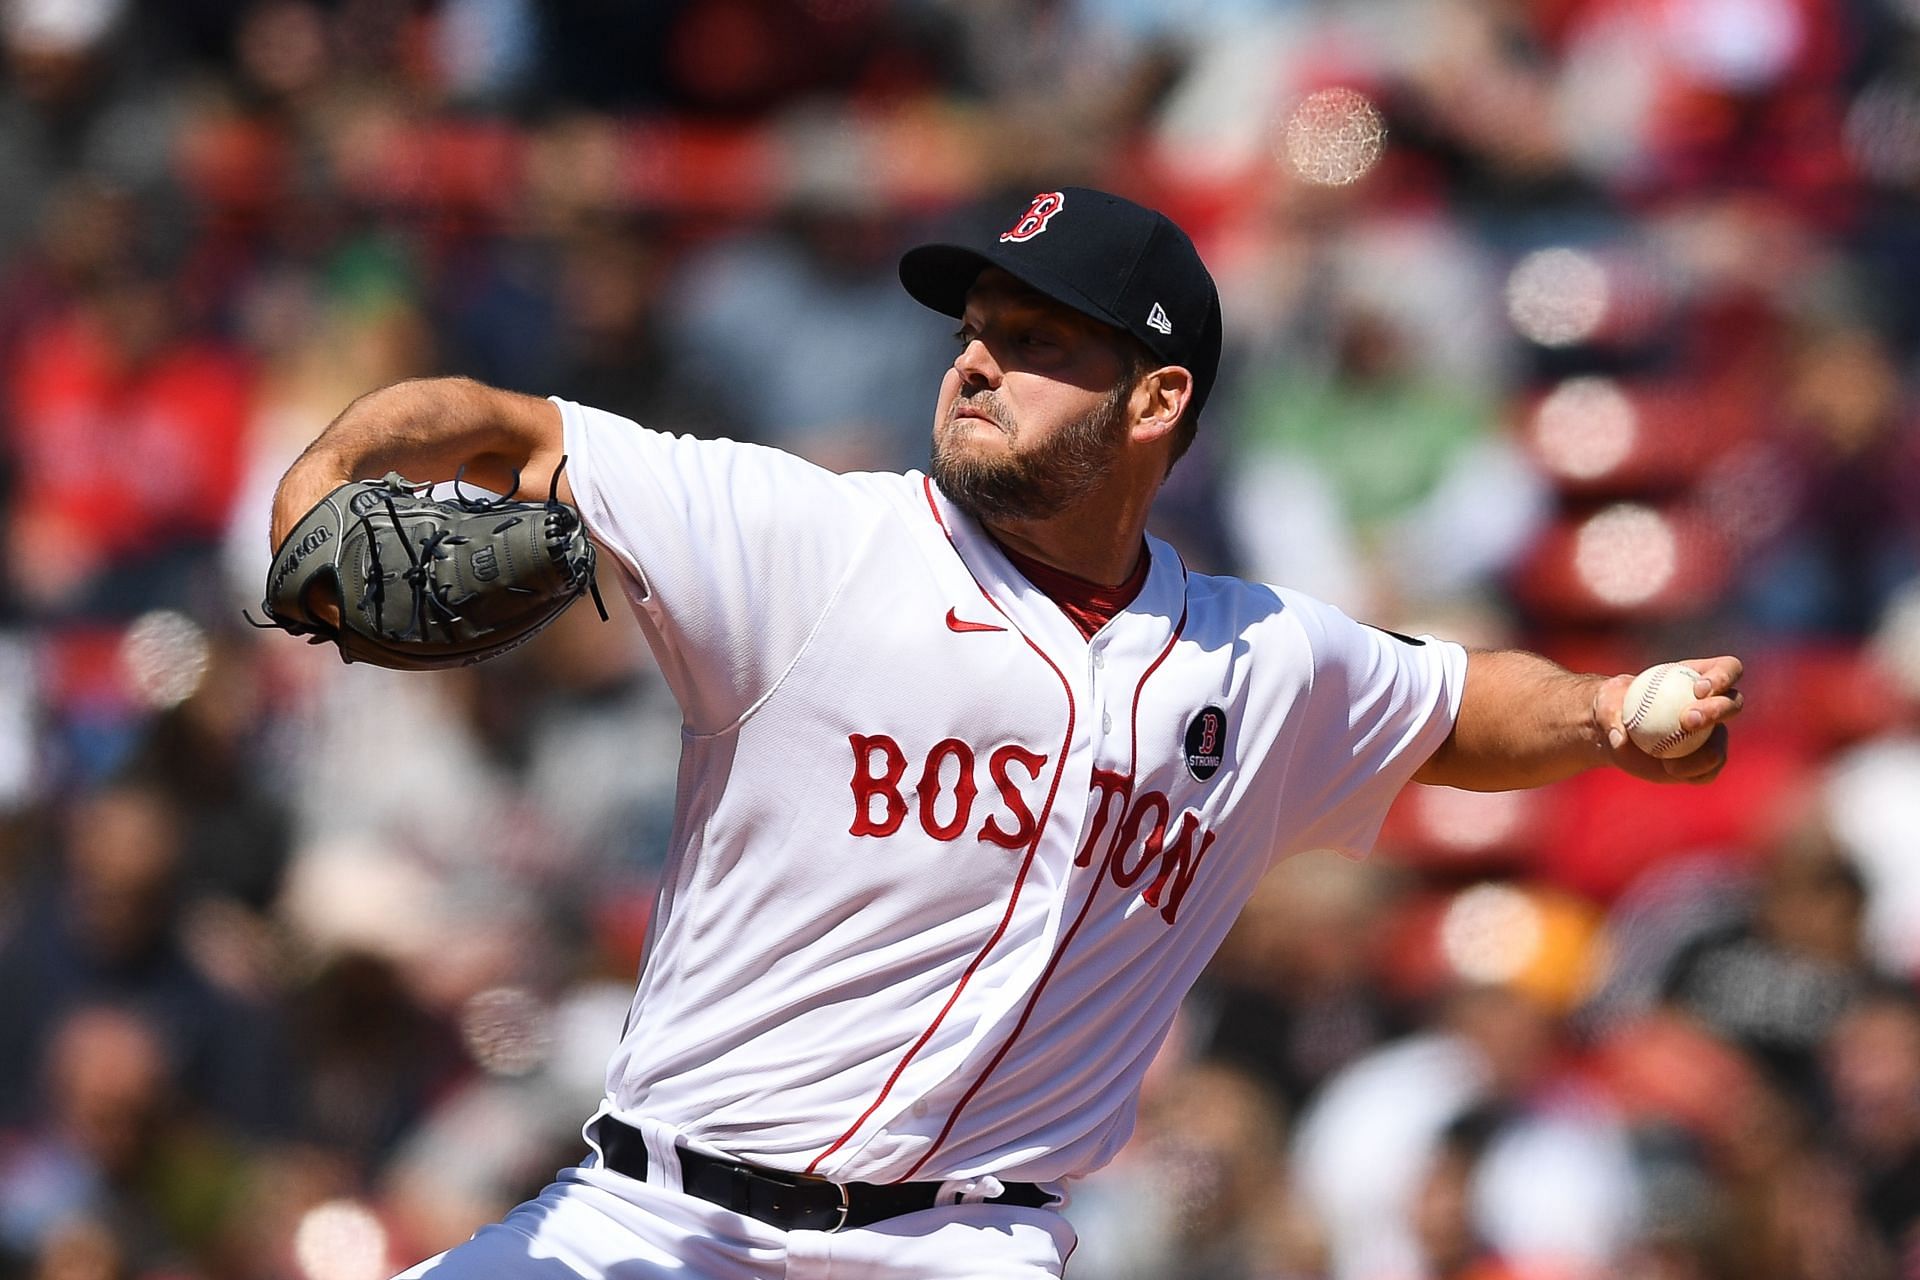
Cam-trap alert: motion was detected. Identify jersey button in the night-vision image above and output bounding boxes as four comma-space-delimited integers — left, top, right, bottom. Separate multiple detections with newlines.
1092, 651, 1105, 669
912, 1101, 930, 1118
1101, 712, 1113, 733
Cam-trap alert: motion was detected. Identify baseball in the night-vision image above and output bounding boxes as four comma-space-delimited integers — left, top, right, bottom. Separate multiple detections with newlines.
1623, 663, 1714, 758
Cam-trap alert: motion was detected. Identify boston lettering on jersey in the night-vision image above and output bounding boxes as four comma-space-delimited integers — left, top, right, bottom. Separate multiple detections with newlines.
848, 734, 1048, 848
1073, 768, 1216, 925
846, 736, 1216, 925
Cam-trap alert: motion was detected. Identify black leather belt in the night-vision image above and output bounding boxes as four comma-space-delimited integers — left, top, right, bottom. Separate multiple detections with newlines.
590, 1116, 1053, 1232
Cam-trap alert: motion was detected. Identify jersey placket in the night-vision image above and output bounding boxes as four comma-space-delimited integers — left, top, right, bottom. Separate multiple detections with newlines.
866, 514, 1189, 1180
1090, 639, 1114, 736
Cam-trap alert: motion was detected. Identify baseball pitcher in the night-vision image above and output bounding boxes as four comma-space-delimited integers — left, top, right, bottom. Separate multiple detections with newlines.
264, 188, 1743, 1279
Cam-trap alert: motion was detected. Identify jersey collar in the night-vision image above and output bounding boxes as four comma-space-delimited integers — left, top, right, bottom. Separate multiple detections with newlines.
920, 475, 1187, 662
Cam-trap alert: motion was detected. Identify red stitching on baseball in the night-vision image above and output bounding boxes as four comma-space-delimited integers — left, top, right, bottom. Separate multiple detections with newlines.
1626, 664, 1670, 735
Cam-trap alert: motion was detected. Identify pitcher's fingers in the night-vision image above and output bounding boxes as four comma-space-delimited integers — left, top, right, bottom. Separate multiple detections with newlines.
1663, 726, 1728, 783
1682, 693, 1744, 731
1687, 657, 1744, 697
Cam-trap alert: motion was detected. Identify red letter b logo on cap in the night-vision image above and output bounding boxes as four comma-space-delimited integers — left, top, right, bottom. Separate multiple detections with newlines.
1000, 191, 1066, 243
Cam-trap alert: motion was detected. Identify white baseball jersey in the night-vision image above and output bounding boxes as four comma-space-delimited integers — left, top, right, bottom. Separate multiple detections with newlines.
556, 397, 1465, 1189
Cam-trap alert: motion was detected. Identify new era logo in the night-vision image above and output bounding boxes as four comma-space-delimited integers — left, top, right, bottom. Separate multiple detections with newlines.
1146, 302, 1172, 335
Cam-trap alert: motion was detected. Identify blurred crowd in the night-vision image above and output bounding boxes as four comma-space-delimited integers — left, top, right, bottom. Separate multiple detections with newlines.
1, 0, 1918, 1278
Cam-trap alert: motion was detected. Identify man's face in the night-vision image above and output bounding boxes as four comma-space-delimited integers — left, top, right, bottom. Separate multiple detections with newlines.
930, 270, 1137, 523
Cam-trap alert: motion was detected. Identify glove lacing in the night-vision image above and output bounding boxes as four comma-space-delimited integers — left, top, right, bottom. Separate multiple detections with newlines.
360, 457, 607, 642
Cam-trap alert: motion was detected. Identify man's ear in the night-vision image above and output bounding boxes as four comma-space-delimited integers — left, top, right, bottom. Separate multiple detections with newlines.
1131, 366, 1193, 445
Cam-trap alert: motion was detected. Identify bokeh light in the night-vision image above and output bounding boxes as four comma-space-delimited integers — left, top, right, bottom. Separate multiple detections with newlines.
1661, 0, 1803, 90
1280, 87, 1387, 187
1530, 377, 1638, 481
0, 638, 33, 807
4, 0, 123, 54
460, 985, 553, 1076
1440, 883, 1543, 986
280, 844, 444, 961
1410, 786, 1532, 856
292, 1199, 389, 1280
120, 610, 210, 711
1871, 583, 1920, 702
1573, 504, 1677, 607
1505, 247, 1608, 347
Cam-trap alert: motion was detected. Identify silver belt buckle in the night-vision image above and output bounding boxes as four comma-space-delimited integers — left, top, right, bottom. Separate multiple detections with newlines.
827, 1179, 851, 1232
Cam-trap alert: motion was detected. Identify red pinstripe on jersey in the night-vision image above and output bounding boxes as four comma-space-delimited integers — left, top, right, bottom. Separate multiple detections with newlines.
802, 480, 1078, 1177
901, 593, 1189, 1181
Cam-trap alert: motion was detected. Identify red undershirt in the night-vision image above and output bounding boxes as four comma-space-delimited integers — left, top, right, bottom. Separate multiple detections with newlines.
996, 541, 1151, 640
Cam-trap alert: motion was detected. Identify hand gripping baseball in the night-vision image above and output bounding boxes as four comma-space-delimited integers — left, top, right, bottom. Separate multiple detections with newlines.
252, 462, 607, 670
1593, 655, 1744, 784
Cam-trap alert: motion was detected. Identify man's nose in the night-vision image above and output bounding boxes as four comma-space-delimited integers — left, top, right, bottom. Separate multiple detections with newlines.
953, 338, 1001, 389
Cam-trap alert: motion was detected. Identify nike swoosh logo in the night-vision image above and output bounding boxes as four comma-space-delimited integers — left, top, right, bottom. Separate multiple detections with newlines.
946, 608, 1006, 634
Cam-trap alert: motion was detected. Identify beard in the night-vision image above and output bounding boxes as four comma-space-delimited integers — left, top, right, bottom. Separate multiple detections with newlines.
930, 381, 1131, 523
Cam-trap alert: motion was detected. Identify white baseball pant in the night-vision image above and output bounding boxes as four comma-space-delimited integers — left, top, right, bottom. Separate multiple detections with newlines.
392, 1118, 1078, 1280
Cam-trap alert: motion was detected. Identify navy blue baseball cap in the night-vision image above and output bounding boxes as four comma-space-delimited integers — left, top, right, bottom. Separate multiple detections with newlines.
899, 187, 1224, 421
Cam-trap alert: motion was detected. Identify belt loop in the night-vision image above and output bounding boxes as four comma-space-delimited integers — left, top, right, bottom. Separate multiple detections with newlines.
935, 1175, 1008, 1206
581, 1102, 615, 1168
640, 1119, 683, 1193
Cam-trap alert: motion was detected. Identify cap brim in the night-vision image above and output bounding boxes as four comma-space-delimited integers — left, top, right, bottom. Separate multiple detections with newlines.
897, 244, 990, 317
899, 242, 1137, 343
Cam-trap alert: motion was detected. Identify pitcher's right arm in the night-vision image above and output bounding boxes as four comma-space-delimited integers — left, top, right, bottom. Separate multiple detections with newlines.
270, 377, 568, 551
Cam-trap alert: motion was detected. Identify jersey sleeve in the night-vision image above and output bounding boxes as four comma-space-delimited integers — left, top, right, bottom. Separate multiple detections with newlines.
1277, 598, 1467, 859
556, 397, 884, 734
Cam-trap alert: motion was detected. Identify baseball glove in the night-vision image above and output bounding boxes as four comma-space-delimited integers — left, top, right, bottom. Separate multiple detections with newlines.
254, 465, 606, 670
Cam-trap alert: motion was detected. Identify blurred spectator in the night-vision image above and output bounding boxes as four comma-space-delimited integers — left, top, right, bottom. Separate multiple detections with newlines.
122, 636, 290, 913
1410, 1107, 1522, 1280
0, 779, 288, 1138
1068, 1057, 1320, 1280
1223, 214, 1543, 615
1659, 828, 1881, 1106
543, 214, 722, 437
0, 0, 185, 269
3, 266, 252, 621
0, 1003, 232, 1278
286, 951, 462, 1163
1295, 983, 1639, 1280
1191, 851, 1408, 1113
1731, 317, 1920, 635
1821, 987, 1920, 1262
665, 191, 956, 469
284, 609, 677, 890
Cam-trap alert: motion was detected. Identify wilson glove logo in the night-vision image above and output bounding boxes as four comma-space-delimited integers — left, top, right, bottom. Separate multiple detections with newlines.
270, 526, 332, 599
